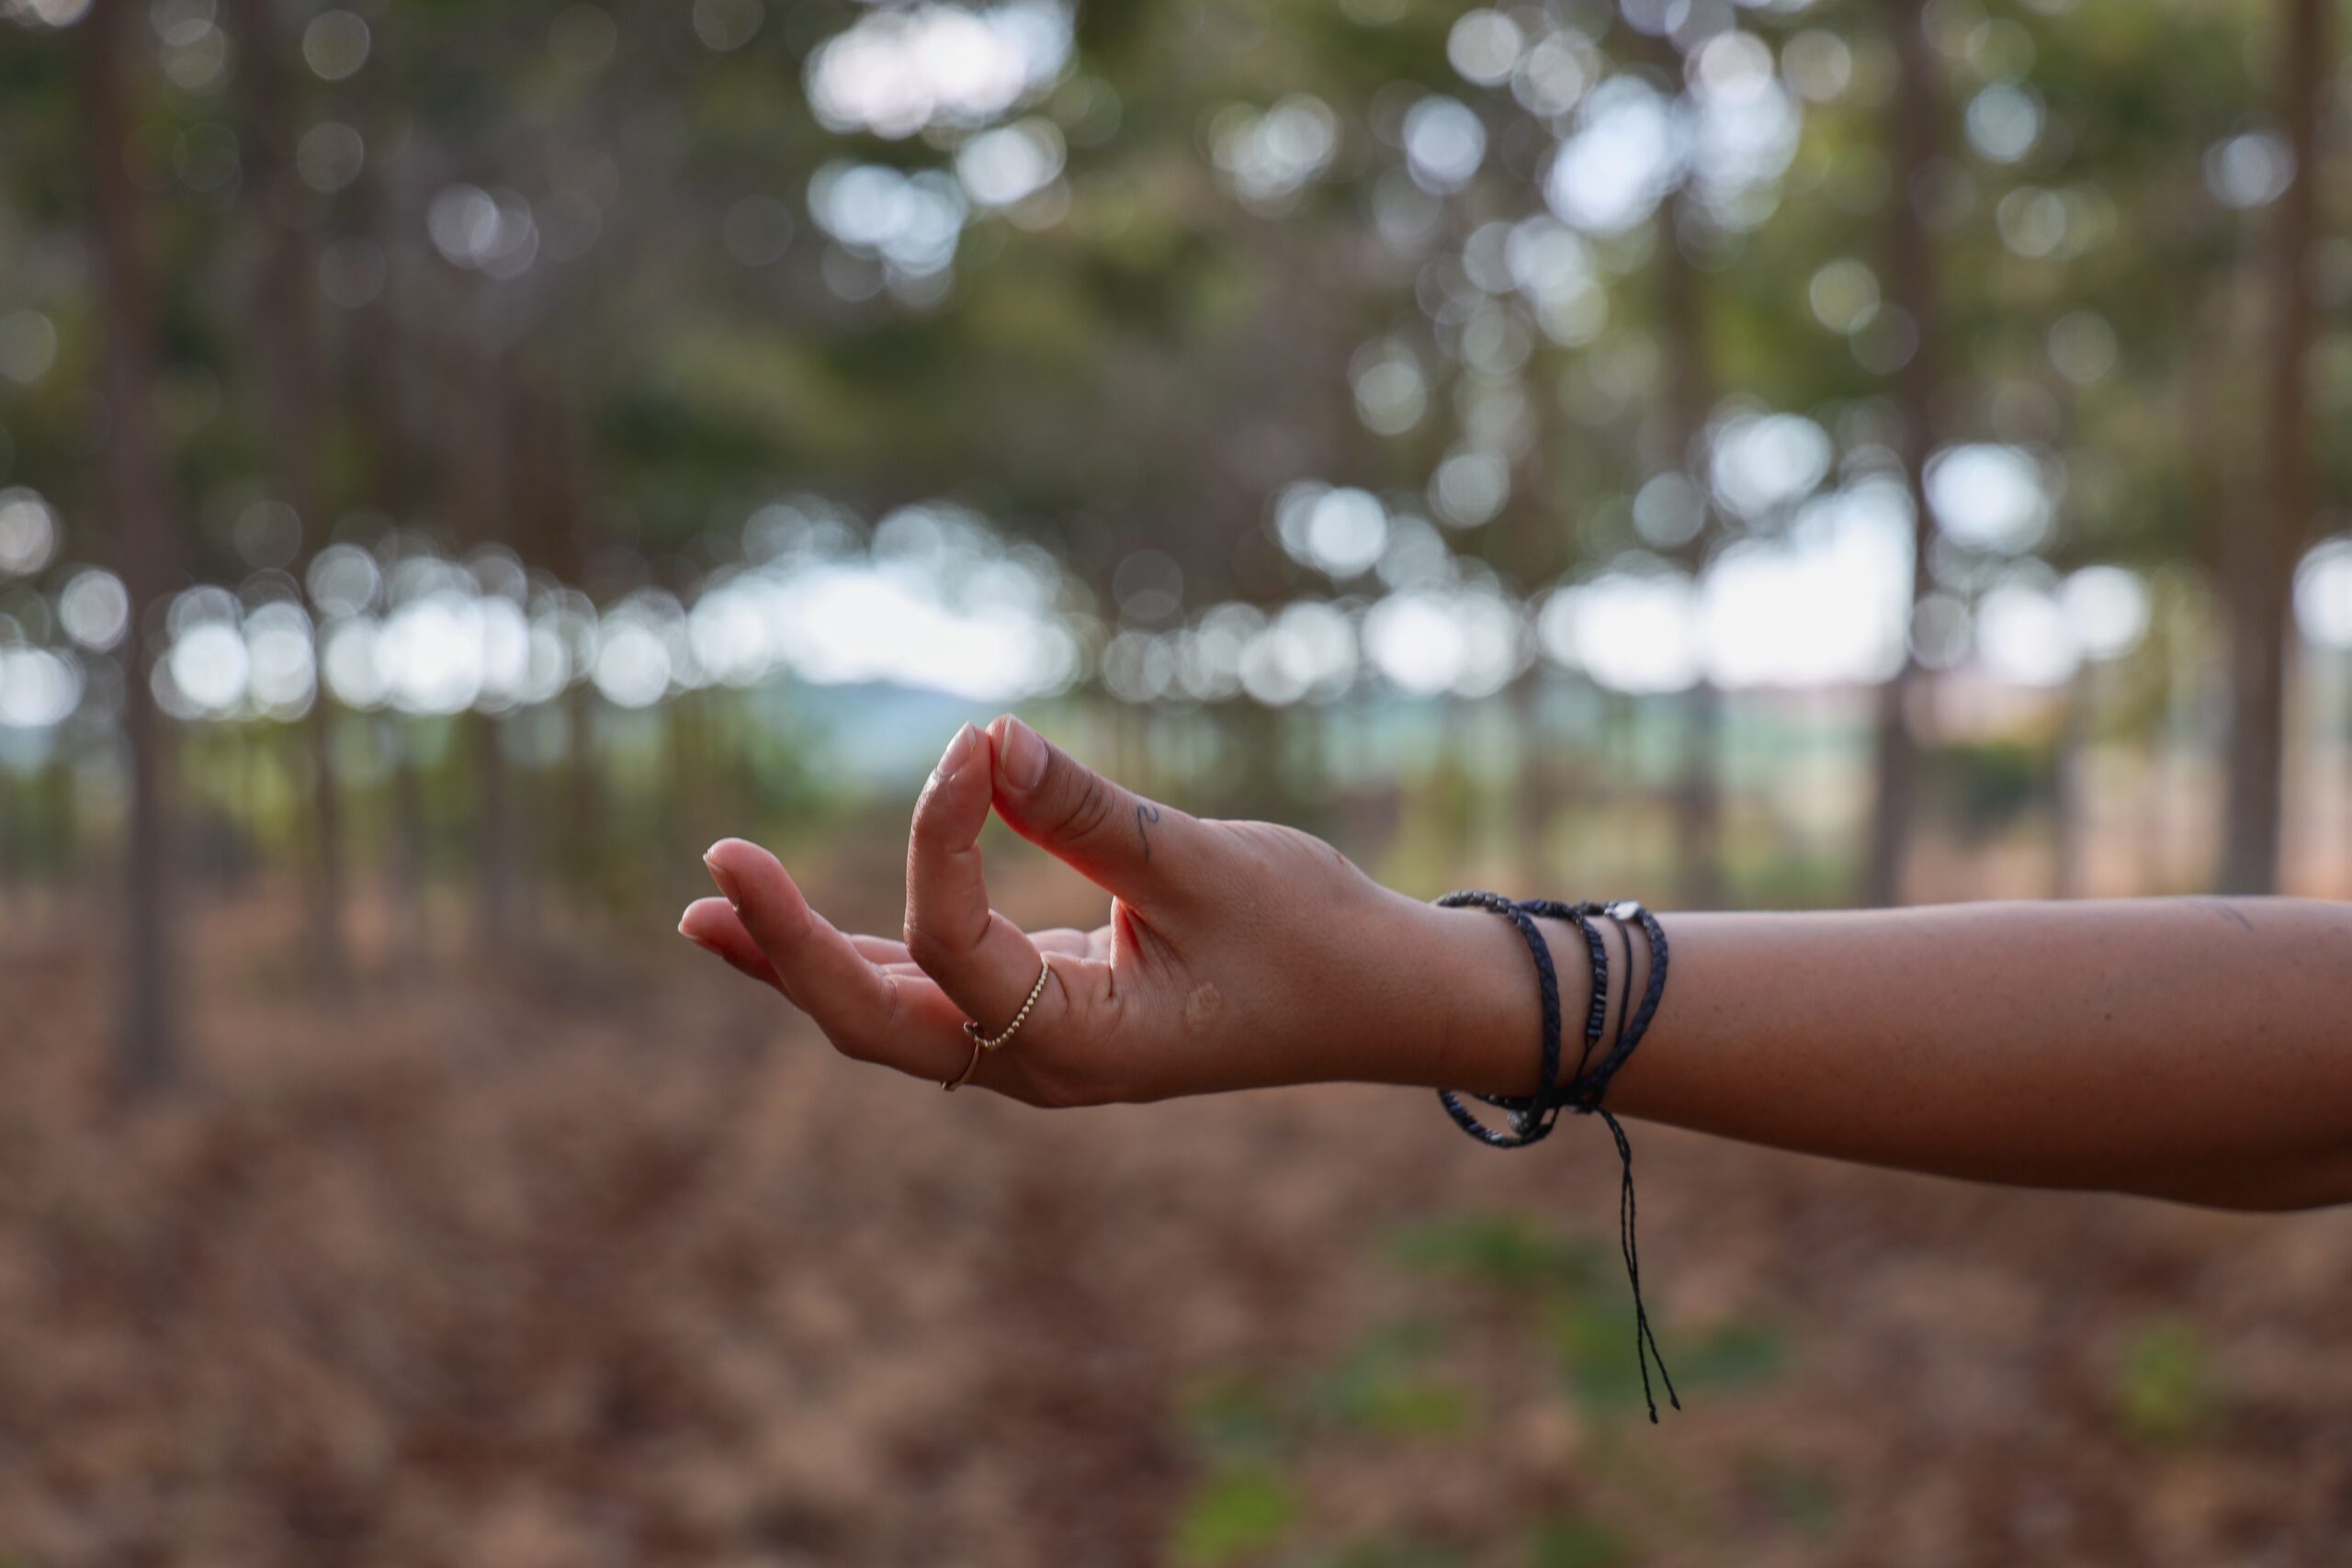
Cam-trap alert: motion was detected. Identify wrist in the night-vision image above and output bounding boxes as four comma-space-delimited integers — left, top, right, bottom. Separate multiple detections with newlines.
1408, 900, 1596, 1099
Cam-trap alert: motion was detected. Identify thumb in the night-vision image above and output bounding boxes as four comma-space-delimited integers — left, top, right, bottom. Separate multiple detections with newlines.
987, 715, 1194, 906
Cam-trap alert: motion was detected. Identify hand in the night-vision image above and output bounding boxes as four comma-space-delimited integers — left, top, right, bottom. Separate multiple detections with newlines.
679, 716, 1533, 1105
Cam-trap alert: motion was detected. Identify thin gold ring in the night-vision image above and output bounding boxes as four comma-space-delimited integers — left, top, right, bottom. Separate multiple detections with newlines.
941, 1038, 985, 1092
941, 958, 1052, 1092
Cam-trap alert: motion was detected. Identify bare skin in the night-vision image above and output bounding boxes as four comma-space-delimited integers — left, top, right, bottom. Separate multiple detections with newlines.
680, 716, 2352, 1213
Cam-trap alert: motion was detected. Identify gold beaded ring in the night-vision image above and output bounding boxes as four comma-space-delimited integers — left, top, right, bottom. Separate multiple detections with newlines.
941, 957, 1051, 1092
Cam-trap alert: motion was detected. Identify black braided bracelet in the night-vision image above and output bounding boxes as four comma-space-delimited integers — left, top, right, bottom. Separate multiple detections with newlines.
1430, 891, 1561, 1146
1522, 899, 1670, 1113
1431, 890, 1610, 1146
1434, 891, 1680, 1423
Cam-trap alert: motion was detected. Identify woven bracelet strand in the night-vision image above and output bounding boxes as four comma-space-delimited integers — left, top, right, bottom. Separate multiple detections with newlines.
1433, 891, 1679, 1422
1553, 900, 1678, 1422
1431, 890, 1568, 1147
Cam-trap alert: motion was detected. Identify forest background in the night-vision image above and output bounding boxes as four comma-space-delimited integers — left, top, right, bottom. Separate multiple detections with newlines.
2, 0, 2349, 1562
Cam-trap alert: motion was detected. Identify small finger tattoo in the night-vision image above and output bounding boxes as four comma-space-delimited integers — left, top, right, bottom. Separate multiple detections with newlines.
2203, 899, 2255, 932
1136, 801, 1161, 861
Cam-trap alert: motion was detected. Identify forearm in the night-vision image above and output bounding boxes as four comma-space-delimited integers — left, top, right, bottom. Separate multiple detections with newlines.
1429, 897, 2352, 1211
689, 718, 2350, 1204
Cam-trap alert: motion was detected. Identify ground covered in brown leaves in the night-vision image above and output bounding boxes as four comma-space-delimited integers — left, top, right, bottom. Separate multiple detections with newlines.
3, 889, 2348, 1568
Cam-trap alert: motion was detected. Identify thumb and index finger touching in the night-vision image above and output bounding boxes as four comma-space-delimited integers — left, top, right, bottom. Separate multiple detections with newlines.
983, 715, 1195, 908
900, 715, 1195, 1031
682, 716, 1195, 1095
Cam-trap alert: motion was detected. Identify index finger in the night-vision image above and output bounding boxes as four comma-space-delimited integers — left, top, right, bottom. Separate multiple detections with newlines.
702, 838, 975, 1082
903, 723, 1069, 1043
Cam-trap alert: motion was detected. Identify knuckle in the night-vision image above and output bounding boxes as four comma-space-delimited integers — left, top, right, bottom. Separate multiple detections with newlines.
901, 923, 954, 974
869, 970, 910, 1036
1023, 1057, 1104, 1111
910, 787, 954, 848
1058, 769, 1117, 844
827, 1029, 879, 1065
1023, 1070, 1077, 1110
1012, 973, 1120, 1109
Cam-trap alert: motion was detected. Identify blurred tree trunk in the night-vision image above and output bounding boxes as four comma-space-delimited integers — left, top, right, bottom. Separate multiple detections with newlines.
525, 374, 606, 909
222, 0, 348, 982
345, 116, 417, 520
564, 681, 602, 909
1498, 555, 1554, 888
1112, 698, 1147, 799
505, 363, 589, 936
2167, 604, 2209, 892
373, 381, 434, 970
83, 0, 183, 1089
496, 368, 546, 945
339, 74, 435, 968
1510, 671, 1553, 887
386, 716, 431, 964
2336, 649, 2352, 897
1233, 698, 1284, 820
2052, 667, 2092, 897
447, 323, 517, 946
2219, 0, 2326, 894
472, 708, 514, 944
48, 756, 80, 914
668, 689, 710, 873
1862, 0, 1948, 908
1657, 183, 1724, 909
0, 773, 19, 916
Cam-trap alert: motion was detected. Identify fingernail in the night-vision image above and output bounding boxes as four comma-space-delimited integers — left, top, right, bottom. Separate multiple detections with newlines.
935, 722, 977, 781
703, 845, 741, 908
1001, 716, 1046, 791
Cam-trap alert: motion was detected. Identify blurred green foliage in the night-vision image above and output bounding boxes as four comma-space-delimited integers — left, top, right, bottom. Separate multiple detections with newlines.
1182, 1369, 1295, 1464
1313, 1316, 1477, 1439
1164, 1208, 1799, 1562
1174, 1465, 1304, 1568
1935, 737, 2048, 839
1526, 1517, 1636, 1568
1737, 1450, 1841, 1540
1384, 1212, 1603, 1292
1543, 1295, 1787, 1409
2111, 1314, 2216, 1444
1289, 1538, 1475, 1568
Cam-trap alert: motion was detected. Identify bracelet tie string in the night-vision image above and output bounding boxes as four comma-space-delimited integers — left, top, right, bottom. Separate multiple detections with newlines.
1433, 890, 1680, 1424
